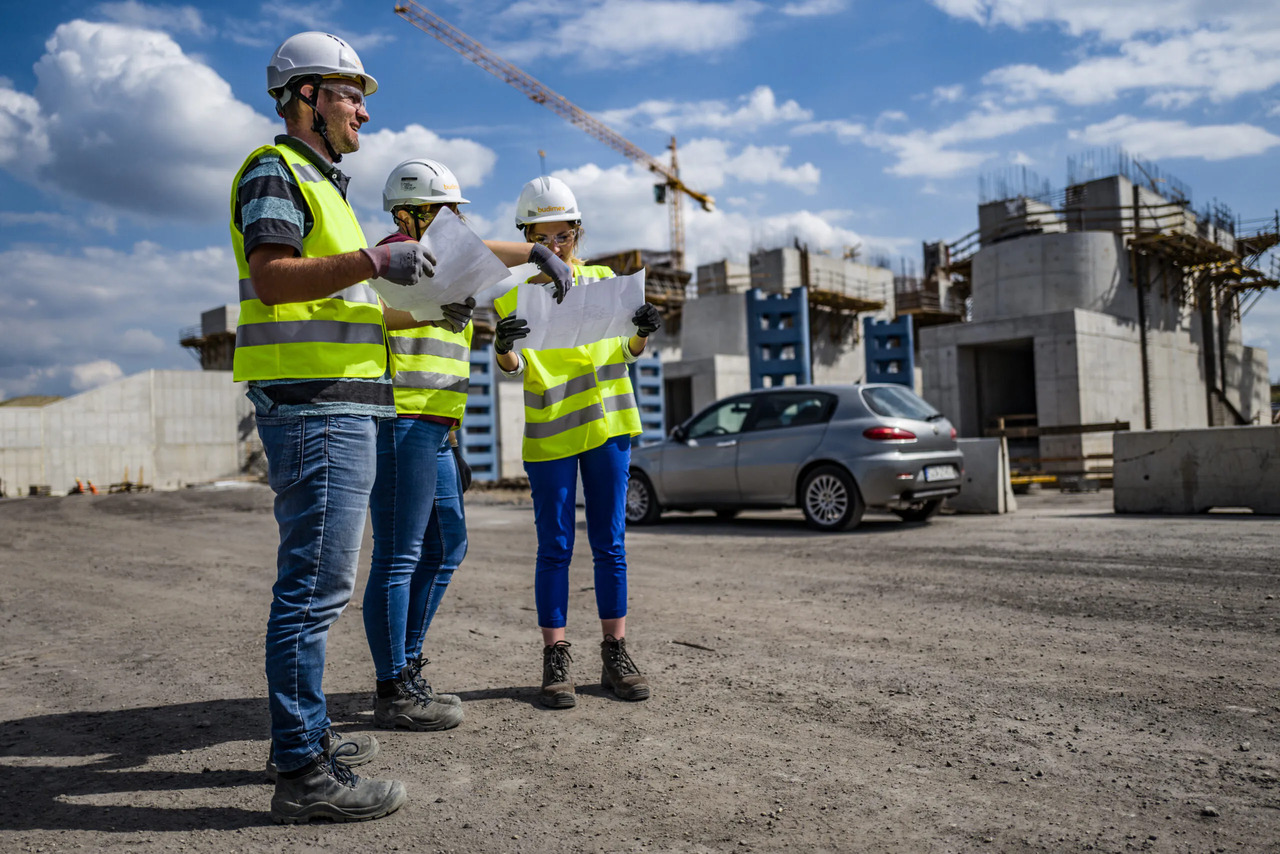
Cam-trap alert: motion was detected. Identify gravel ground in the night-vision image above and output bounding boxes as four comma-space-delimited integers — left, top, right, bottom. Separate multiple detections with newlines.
0, 485, 1276, 853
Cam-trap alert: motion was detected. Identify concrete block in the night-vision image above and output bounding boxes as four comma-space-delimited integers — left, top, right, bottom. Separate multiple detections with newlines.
1114, 426, 1280, 514
946, 437, 1017, 514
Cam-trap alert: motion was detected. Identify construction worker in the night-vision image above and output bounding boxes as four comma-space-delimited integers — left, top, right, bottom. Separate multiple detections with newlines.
493, 176, 664, 709
363, 158, 574, 731
230, 32, 494, 823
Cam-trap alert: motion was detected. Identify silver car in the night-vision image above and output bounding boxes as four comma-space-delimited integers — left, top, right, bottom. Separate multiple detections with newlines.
626, 384, 963, 532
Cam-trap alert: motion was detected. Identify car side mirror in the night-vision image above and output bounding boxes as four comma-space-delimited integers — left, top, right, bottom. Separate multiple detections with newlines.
670, 425, 687, 443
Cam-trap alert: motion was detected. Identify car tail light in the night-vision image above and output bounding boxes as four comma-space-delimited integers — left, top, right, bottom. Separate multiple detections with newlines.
950, 427, 957, 439
863, 426, 917, 441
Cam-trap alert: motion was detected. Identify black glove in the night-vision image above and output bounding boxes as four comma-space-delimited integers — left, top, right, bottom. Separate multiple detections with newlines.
528, 243, 571, 304
451, 442, 472, 493
494, 314, 530, 355
632, 303, 662, 338
439, 297, 475, 334
361, 242, 437, 286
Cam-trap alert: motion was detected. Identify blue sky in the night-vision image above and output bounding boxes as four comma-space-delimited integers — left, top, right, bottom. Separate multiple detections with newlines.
1, 0, 1278, 397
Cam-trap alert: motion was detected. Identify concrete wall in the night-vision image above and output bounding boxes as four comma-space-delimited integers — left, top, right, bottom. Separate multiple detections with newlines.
679, 292, 749, 362
946, 437, 1017, 514
0, 370, 244, 497
971, 232, 1133, 323
1114, 426, 1280, 514
662, 355, 752, 420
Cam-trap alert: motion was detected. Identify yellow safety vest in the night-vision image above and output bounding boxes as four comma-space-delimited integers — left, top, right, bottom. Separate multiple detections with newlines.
494, 265, 642, 462
230, 142, 388, 382
389, 322, 473, 420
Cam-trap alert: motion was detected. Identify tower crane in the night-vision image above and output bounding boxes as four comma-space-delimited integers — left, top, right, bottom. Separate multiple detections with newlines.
393, 1, 714, 274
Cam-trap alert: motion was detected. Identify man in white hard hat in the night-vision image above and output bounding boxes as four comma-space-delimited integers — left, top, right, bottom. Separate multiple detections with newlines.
229, 31, 449, 823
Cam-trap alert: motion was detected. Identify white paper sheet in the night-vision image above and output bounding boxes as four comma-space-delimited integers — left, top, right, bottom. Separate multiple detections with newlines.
366, 207, 512, 321
515, 270, 646, 351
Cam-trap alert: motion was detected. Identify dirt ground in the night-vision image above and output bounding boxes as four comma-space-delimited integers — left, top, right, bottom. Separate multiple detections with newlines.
0, 485, 1276, 853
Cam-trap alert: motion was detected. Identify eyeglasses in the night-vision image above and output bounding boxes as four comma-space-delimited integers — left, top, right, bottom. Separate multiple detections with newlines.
398, 203, 458, 225
531, 229, 578, 248
318, 81, 366, 109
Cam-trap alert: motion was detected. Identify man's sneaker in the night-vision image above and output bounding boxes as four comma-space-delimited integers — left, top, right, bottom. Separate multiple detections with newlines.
601, 635, 650, 701
265, 728, 379, 782
405, 656, 462, 707
270, 743, 407, 824
374, 668, 465, 731
540, 640, 576, 709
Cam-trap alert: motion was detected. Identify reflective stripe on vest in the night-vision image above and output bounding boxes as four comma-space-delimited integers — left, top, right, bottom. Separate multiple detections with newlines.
389, 322, 473, 420
230, 142, 387, 382
494, 265, 642, 462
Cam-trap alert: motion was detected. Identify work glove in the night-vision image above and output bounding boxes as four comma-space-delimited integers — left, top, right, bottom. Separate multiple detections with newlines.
494, 314, 530, 355
451, 442, 472, 493
528, 243, 571, 304
361, 242, 437, 287
439, 297, 475, 334
632, 303, 662, 338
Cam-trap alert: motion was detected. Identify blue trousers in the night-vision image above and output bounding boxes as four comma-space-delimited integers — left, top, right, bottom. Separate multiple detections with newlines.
524, 435, 630, 628
365, 418, 468, 682
257, 413, 377, 774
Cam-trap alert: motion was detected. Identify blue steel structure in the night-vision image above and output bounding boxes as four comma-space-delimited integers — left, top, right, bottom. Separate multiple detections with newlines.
462, 343, 499, 482
863, 315, 914, 386
746, 287, 812, 389
627, 352, 665, 446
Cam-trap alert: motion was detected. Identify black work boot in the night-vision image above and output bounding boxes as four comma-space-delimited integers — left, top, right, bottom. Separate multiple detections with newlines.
269, 743, 407, 824
540, 641, 576, 709
601, 635, 650, 701
405, 656, 462, 707
265, 728, 379, 782
375, 667, 465, 731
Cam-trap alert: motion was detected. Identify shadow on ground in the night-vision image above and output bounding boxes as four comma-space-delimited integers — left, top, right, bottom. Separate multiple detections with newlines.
0, 698, 271, 831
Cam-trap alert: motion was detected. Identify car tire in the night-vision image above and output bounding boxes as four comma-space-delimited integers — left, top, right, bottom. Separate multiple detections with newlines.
626, 470, 662, 525
799, 465, 864, 532
714, 509, 738, 521
892, 498, 943, 523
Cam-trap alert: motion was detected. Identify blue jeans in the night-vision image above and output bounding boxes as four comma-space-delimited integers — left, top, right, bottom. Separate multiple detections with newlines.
365, 418, 468, 682
524, 435, 630, 628
257, 412, 378, 774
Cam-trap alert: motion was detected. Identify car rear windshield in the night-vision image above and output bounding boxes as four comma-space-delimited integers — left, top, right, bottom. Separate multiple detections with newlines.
861, 386, 940, 420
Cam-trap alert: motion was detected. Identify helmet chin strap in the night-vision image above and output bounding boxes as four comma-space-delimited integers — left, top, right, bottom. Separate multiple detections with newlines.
291, 76, 342, 163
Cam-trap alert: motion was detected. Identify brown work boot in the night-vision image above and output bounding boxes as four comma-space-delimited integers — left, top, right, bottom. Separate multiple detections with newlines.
601, 635, 650, 701
540, 641, 576, 709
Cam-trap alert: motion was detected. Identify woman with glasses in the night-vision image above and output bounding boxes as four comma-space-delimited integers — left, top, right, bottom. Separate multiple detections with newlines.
493, 176, 664, 709
364, 159, 574, 732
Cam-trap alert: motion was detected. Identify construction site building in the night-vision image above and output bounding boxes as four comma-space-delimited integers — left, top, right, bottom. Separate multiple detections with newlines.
917, 153, 1277, 475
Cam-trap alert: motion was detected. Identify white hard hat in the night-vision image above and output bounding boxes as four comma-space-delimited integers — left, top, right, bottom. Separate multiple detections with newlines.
515, 176, 581, 229
267, 32, 378, 108
383, 158, 470, 210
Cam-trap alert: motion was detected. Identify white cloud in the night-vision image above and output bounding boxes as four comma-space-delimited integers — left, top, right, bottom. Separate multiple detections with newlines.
596, 86, 812, 134
0, 241, 235, 398
680, 139, 821, 192
501, 0, 766, 65
70, 360, 125, 391
795, 105, 1056, 178
95, 2, 210, 36
781, 0, 848, 16
1070, 116, 1280, 161
932, 84, 965, 104
339, 124, 500, 217
1, 20, 275, 220
929, 0, 1275, 41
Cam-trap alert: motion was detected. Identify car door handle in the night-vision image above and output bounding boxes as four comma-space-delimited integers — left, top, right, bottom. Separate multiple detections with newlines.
716, 440, 737, 447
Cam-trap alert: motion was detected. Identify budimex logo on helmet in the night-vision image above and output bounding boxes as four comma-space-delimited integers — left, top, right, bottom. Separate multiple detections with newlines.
537, 205, 567, 213
444, 183, 459, 190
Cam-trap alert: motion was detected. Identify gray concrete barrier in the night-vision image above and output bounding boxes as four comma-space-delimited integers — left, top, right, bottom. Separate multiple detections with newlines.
1114, 426, 1280, 514
946, 437, 1017, 514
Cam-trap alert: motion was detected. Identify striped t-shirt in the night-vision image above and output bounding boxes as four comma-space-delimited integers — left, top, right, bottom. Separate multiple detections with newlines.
235, 136, 394, 418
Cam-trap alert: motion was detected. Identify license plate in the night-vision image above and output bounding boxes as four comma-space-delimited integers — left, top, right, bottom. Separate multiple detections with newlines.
924, 464, 958, 482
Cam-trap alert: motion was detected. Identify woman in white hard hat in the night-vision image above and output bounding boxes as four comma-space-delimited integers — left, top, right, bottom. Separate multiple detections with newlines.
364, 160, 576, 732
493, 176, 663, 709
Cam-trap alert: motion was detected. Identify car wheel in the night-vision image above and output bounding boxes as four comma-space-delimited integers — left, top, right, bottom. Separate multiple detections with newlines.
799, 465, 864, 532
714, 509, 738, 521
626, 470, 662, 525
892, 498, 943, 523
